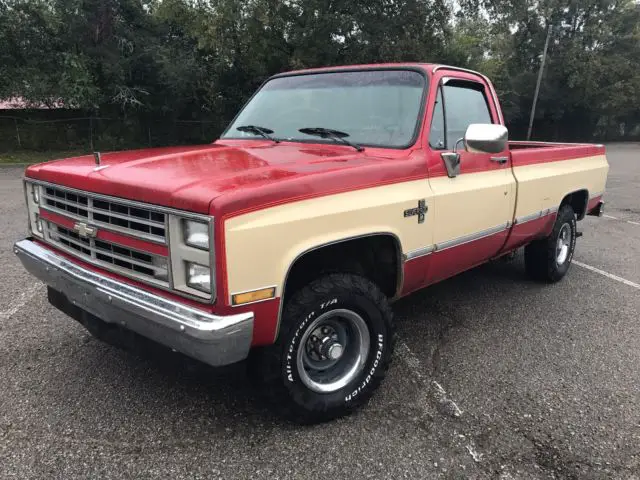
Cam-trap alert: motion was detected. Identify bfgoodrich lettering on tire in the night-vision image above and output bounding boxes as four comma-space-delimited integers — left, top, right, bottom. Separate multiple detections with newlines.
249, 273, 395, 424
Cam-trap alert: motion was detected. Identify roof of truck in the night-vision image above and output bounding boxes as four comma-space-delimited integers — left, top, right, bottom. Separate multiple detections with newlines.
272, 63, 438, 77
270, 63, 490, 81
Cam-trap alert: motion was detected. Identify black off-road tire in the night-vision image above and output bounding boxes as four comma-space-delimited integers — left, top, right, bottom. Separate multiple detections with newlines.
249, 274, 395, 424
524, 204, 577, 282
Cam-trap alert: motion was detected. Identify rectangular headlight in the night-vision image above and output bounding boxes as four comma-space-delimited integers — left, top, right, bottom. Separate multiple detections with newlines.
32, 184, 40, 204
24, 180, 44, 239
186, 262, 211, 293
34, 213, 43, 233
183, 219, 209, 250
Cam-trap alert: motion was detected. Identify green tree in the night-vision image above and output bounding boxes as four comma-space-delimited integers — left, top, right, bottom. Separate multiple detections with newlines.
1, 0, 638, 145
459, 0, 640, 140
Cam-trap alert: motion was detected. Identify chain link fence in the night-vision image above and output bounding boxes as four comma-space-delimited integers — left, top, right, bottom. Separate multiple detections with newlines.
2, 111, 639, 154
0, 114, 228, 152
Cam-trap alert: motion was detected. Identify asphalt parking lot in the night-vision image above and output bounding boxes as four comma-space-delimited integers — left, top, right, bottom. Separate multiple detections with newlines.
1, 144, 638, 479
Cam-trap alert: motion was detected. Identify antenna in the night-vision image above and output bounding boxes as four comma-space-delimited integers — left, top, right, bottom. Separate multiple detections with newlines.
93, 152, 101, 165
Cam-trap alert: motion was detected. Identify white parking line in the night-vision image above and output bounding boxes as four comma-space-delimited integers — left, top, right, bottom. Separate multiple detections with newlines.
466, 444, 483, 463
573, 261, 640, 290
603, 214, 639, 226
396, 341, 427, 381
0, 283, 45, 319
396, 341, 464, 417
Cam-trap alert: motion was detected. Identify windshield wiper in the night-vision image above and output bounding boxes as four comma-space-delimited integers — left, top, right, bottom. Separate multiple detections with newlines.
236, 125, 280, 143
298, 127, 364, 152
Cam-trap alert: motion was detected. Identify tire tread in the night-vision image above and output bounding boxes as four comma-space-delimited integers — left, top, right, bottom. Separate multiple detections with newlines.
249, 273, 395, 424
524, 204, 576, 283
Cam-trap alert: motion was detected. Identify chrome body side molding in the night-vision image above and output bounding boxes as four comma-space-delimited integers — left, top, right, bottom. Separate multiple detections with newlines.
405, 207, 566, 262
405, 222, 512, 261
514, 207, 558, 226
405, 245, 436, 260
435, 223, 510, 252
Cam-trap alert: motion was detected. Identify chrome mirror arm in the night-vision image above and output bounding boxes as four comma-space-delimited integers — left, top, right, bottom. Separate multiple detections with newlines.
453, 138, 465, 154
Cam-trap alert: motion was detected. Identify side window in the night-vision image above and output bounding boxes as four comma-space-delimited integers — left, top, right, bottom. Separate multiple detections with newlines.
429, 87, 446, 149
442, 80, 492, 149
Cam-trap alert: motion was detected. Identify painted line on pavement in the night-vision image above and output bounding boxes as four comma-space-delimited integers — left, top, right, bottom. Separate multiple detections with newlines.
397, 340, 479, 463
0, 283, 45, 319
396, 341, 463, 418
396, 340, 427, 380
603, 214, 639, 226
574, 261, 640, 290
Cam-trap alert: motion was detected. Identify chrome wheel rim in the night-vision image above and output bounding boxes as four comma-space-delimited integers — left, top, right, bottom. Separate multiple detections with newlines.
296, 309, 370, 394
556, 223, 572, 265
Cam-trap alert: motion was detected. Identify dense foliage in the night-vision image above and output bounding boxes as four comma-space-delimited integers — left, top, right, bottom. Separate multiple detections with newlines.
1, 0, 639, 147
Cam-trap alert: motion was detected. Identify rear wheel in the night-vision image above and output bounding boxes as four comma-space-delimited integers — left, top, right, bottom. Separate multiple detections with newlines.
525, 204, 577, 282
250, 273, 395, 424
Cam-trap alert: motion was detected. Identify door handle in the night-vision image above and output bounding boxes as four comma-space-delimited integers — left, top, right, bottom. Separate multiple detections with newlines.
490, 156, 509, 165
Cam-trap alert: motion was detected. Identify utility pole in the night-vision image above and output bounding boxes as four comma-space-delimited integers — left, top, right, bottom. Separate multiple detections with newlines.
527, 24, 553, 141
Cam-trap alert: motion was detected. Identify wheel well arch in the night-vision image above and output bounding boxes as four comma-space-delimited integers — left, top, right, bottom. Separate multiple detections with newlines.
277, 233, 404, 332
560, 189, 589, 220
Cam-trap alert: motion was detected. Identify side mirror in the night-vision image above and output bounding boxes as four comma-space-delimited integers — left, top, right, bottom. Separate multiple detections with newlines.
464, 124, 508, 154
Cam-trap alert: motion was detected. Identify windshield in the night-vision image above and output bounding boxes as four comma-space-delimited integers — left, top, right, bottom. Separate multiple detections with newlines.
222, 69, 427, 148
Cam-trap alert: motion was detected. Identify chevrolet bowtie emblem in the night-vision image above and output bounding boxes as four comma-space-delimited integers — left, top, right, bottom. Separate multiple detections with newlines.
73, 222, 98, 238
404, 199, 427, 224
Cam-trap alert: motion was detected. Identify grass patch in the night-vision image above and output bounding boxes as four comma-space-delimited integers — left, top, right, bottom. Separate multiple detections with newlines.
0, 150, 89, 164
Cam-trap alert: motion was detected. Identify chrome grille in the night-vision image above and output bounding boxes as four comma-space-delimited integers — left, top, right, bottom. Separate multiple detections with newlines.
42, 186, 166, 243
45, 222, 169, 286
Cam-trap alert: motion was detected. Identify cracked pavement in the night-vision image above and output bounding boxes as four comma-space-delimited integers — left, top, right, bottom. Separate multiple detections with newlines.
1, 144, 639, 479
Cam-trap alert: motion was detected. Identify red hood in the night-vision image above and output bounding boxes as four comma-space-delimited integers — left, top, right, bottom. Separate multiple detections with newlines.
26, 141, 420, 213
25, 141, 410, 214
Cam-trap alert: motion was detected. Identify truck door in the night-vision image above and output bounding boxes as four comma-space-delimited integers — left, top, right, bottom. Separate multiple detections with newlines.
424, 70, 516, 284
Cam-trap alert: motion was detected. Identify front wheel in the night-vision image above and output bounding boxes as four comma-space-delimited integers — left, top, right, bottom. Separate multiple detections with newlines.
250, 274, 395, 424
525, 204, 577, 282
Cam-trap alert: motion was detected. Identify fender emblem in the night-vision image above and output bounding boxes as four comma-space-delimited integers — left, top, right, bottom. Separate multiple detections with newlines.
404, 199, 427, 224
73, 222, 98, 238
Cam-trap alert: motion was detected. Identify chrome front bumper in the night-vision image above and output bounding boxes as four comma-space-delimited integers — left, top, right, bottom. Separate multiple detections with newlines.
13, 239, 254, 366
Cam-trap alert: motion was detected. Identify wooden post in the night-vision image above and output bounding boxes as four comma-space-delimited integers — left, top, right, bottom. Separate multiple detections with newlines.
528, 24, 553, 141
14, 118, 21, 148
89, 117, 94, 150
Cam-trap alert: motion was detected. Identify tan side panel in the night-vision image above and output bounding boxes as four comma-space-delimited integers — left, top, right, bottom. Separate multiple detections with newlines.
514, 155, 609, 218
225, 179, 433, 298
428, 169, 516, 244
225, 155, 607, 298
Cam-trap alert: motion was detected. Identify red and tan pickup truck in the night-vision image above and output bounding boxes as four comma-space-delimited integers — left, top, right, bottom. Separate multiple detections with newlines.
15, 64, 608, 422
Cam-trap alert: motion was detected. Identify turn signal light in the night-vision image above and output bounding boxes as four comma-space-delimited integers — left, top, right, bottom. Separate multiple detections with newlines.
232, 287, 276, 306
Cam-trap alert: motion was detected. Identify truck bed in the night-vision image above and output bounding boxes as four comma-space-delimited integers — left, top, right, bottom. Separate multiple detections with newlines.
509, 141, 606, 166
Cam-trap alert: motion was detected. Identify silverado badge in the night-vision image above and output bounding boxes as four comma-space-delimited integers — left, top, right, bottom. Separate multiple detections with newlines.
73, 222, 98, 239
404, 199, 427, 224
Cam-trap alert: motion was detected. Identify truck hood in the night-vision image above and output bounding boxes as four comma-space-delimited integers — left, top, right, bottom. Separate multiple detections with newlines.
25, 142, 396, 214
